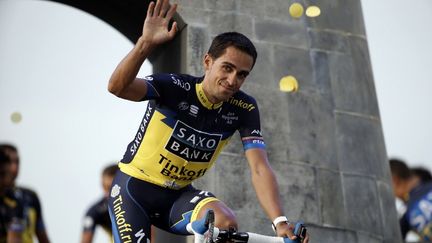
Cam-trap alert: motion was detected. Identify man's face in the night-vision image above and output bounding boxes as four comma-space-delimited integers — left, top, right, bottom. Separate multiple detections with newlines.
4, 149, 19, 181
202, 46, 254, 103
0, 163, 13, 195
102, 175, 114, 198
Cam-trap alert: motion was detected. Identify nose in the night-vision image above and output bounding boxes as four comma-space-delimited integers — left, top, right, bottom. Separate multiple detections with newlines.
226, 73, 237, 87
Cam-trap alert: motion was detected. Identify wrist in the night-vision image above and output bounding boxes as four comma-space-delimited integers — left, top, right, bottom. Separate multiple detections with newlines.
135, 37, 156, 55
271, 216, 289, 232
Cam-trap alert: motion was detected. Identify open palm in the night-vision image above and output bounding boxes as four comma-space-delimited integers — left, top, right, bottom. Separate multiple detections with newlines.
142, 0, 178, 45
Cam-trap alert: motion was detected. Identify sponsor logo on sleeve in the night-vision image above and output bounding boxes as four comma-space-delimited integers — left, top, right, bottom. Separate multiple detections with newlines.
171, 75, 191, 91
228, 97, 256, 111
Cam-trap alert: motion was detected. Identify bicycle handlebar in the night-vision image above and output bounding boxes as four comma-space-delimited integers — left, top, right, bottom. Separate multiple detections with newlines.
187, 210, 307, 243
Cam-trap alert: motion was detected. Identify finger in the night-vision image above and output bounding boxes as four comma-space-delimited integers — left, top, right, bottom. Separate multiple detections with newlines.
165, 3, 177, 20
153, 0, 162, 17
168, 22, 178, 38
147, 1, 155, 17
159, 0, 170, 17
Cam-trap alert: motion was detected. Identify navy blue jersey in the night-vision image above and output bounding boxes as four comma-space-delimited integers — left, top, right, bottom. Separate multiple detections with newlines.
118, 73, 265, 189
12, 186, 47, 243
0, 190, 24, 243
401, 182, 432, 241
82, 197, 111, 234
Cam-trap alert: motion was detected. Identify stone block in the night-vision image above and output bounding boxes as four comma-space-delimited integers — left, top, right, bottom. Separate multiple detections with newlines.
177, 6, 210, 26
246, 42, 276, 87
377, 181, 404, 243
204, 0, 238, 11
174, 0, 205, 9
328, 48, 379, 117
306, 225, 358, 242
209, 12, 254, 37
335, 113, 388, 178
310, 50, 332, 96
185, 26, 208, 76
343, 175, 383, 235
303, 0, 366, 36
356, 232, 383, 243
308, 29, 349, 53
274, 163, 319, 224
285, 91, 338, 169
238, 0, 298, 23
273, 46, 313, 91
255, 19, 308, 49
317, 169, 347, 227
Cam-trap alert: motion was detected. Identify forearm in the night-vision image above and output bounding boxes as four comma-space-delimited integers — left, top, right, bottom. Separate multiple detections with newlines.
108, 37, 154, 96
251, 164, 284, 221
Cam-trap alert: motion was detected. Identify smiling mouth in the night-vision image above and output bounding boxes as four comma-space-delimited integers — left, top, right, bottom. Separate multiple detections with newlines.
219, 81, 235, 92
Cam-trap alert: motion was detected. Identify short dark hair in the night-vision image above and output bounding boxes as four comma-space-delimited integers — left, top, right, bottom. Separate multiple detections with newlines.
0, 149, 10, 167
208, 32, 257, 68
102, 164, 118, 177
389, 158, 411, 180
411, 167, 432, 183
0, 144, 18, 153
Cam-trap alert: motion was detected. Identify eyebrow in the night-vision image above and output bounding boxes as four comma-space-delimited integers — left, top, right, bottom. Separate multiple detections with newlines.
222, 61, 250, 76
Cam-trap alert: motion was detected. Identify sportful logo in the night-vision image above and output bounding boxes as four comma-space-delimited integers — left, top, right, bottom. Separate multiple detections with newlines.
189, 105, 199, 116
165, 121, 222, 162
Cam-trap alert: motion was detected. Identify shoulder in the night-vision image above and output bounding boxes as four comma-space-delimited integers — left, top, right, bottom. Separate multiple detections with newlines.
86, 197, 108, 215
146, 73, 201, 95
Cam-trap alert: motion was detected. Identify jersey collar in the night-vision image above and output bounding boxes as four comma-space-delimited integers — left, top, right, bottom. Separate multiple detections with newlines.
196, 82, 223, 110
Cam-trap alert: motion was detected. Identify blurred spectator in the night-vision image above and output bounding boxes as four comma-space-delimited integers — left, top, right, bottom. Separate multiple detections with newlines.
81, 164, 118, 243
0, 144, 51, 243
411, 166, 432, 184
0, 148, 24, 243
390, 158, 432, 241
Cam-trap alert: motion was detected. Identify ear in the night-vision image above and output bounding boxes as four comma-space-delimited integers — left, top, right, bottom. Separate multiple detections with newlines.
203, 53, 213, 71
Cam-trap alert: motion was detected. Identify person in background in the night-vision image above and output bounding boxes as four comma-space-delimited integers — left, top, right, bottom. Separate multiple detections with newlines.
0, 144, 50, 243
390, 158, 432, 241
0, 148, 24, 243
81, 164, 118, 243
411, 166, 432, 185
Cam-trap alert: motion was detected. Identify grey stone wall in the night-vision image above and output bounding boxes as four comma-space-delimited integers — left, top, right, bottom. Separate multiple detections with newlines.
174, 0, 402, 242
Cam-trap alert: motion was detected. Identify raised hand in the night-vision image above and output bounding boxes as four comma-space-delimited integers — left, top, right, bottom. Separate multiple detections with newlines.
142, 0, 178, 46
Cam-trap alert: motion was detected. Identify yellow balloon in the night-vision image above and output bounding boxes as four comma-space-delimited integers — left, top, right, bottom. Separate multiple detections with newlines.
10, 112, 22, 123
279, 76, 299, 92
289, 3, 304, 19
306, 6, 321, 18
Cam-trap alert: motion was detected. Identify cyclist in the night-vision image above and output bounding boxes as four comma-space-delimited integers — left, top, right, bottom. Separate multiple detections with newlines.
0, 144, 50, 243
390, 159, 432, 241
81, 164, 118, 243
0, 148, 24, 243
107, 0, 309, 242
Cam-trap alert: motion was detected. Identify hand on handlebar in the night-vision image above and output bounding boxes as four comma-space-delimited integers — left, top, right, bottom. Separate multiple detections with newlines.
276, 222, 309, 243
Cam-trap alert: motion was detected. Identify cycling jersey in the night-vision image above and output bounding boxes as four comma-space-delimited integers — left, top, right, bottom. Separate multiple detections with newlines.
0, 190, 25, 243
12, 187, 47, 243
82, 197, 112, 235
401, 182, 432, 241
118, 73, 265, 189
